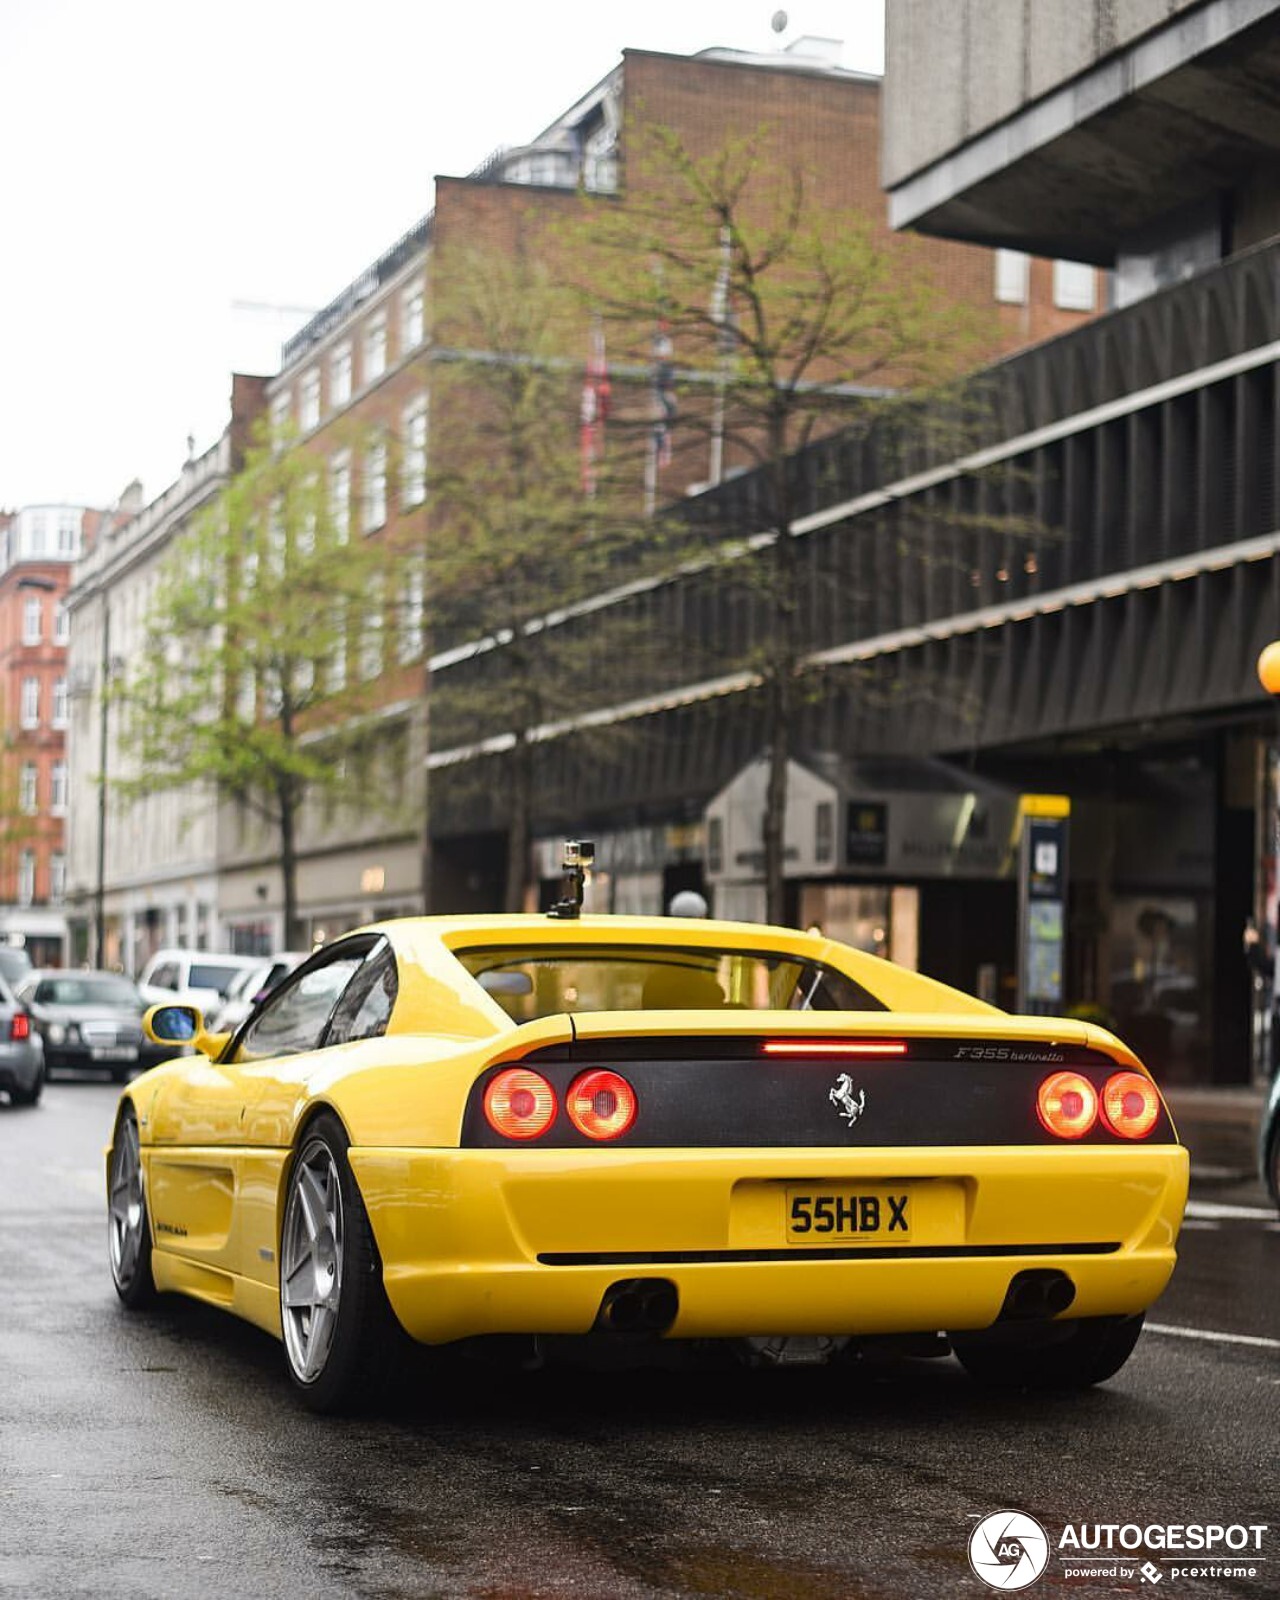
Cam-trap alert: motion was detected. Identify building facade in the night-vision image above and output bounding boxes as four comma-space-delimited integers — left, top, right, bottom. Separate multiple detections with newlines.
62, 376, 266, 970
238, 37, 1106, 940
0, 505, 88, 964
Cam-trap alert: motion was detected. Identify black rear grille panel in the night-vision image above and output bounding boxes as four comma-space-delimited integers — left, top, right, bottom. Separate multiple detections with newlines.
460, 1039, 1177, 1149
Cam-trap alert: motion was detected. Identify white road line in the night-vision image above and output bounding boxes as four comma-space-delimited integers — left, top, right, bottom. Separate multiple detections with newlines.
1146, 1322, 1280, 1352
1184, 1199, 1277, 1222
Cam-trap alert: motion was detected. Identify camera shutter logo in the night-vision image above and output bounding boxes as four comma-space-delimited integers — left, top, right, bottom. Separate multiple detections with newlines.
968, 1511, 1051, 1590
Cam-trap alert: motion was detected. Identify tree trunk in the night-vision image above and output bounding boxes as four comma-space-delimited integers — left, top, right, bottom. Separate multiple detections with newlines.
418, 659, 433, 914
279, 777, 301, 950
504, 730, 533, 913
763, 676, 790, 926
762, 416, 796, 927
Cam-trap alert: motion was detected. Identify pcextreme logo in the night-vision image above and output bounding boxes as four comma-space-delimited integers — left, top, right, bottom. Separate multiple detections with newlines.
967, 1514, 1270, 1589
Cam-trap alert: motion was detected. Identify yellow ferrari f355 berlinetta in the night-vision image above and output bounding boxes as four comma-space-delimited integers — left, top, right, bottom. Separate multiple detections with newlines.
107, 902, 1188, 1411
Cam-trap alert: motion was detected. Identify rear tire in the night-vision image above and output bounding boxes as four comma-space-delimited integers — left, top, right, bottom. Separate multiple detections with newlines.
951, 1313, 1145, 1389
278, 1111, 403, 1413
8, 1062, 44, 1107
108, 1106, 156, 1307
1265, 1125, 1280, 1210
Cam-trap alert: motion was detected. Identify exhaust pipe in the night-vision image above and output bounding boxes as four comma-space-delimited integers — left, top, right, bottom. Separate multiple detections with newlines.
596, 1278, 679, 1335
996, 1269, 1076, 1322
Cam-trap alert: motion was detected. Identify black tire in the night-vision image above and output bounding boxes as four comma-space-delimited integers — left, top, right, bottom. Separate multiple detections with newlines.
278, 1111, 404, 1413
108, 1106, 156, 1307
1265, 1124, 1280, 1210
8, 1063, 44, 1107
950, 1313, 1145, 1390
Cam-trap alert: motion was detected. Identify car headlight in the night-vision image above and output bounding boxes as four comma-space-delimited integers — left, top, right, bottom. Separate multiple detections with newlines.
47, 1023, 66, 1045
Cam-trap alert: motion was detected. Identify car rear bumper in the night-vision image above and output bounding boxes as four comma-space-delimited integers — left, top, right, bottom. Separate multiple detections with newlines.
351, 1143, 1189, 1345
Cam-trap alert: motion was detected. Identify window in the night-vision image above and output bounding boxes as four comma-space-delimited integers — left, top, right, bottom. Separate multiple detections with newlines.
50, 760, 68, 814
54, 602, 69, 644
330, 341, 352, 407
329, 604, 348, 693
235, 946, 367, 1061
402, 397, 427, 508
360, 590, 384, 681
297, 473, 319, 557
363, 440, 387, 532
300, 366, 321, 430
329, 451, 351, 543
327, 942, 398, 1044
57, 515, 79, 556
270, 390, 292, 442
363, 314, 387, 383
18, 851, 35, 907
1053, 259, 1097, 312
401, 280, 424, 350
19, 764, 37, 814
20, 677, 39, 727
398, 562, 425, 664
52, 678, 68, 727
994, 248, 1029, 305
267, 496, 286, 576
22, 596, 42, 645
26, 513, 47, 556
49, 853, 66, 905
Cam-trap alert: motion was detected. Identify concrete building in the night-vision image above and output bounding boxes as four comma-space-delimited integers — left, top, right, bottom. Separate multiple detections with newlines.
62, 377, 267, 969
871, 0, 1280, 1082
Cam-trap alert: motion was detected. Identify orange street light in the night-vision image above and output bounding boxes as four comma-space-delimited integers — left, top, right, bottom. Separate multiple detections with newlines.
1259, 640, 1280, 696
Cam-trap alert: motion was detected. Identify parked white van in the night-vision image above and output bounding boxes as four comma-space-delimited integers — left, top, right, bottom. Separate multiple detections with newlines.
137, 949, 261, 1016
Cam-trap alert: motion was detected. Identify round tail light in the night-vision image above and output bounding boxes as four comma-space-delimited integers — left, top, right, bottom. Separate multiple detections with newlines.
566, 1069, 637, 1141
1100, 1071, 1160, 1139
1036, 1070, 1098, 1139
483, 1068, 557, 1140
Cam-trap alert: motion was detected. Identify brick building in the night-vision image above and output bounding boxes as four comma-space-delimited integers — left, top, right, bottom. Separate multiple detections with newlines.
0, 505, 93, 964
234, 37, 1106, 942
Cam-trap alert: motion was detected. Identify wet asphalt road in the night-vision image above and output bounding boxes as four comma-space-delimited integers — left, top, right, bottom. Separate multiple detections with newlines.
2, 1079, 1277, 1600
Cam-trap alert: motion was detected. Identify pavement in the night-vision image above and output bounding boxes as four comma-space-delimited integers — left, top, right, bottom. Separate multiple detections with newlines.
1163, 1081, 1270, 1192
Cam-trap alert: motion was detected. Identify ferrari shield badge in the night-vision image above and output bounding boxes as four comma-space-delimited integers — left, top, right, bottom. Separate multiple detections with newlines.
828, 1073, 867, 1125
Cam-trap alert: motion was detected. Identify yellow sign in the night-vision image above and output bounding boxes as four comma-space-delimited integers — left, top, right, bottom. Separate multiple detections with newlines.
1019, 793, 1071, 819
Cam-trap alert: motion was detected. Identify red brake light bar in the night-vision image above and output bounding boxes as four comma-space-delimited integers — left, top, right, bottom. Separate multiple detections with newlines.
762, 1040, 908, 1057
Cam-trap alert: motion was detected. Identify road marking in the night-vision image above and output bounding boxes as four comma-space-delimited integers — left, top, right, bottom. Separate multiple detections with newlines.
1184, 1199, 1276, 1222
1147, 1321, 1280, 1352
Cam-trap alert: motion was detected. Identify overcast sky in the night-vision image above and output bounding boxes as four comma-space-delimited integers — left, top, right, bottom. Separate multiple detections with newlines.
2, 1, 884, 513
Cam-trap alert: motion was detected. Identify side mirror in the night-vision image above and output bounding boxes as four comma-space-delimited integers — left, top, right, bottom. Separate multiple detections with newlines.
144, 1003, 201, 1044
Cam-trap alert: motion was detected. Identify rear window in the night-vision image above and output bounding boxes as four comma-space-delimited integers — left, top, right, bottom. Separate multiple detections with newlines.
190, 962, 250, 996
456, 944, 886, 1023
35, 975, 140, 1007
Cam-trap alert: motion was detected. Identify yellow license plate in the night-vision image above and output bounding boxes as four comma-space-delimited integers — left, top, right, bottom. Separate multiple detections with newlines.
785, 1187, 912, 1242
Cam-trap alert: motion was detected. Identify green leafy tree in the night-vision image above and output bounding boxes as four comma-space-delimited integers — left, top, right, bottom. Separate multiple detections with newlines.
570, 122, 995, 922
117, 424, 415, 947
427, 242, 662, 911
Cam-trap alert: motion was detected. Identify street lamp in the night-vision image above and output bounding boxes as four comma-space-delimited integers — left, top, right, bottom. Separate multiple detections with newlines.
93, 596, 122, 968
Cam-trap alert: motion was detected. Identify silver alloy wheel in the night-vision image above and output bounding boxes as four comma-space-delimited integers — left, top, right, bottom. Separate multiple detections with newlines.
108, 1114, 146, 1289
280, 1137, 345, 1385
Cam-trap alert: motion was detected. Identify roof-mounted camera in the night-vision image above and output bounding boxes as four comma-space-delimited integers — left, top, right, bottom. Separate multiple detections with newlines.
547, 839, 595, 920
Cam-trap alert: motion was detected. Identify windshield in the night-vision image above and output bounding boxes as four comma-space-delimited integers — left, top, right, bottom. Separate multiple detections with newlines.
190, 962, 251, 996
34, 975, 141, 1008
456, 944, 886, 1022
